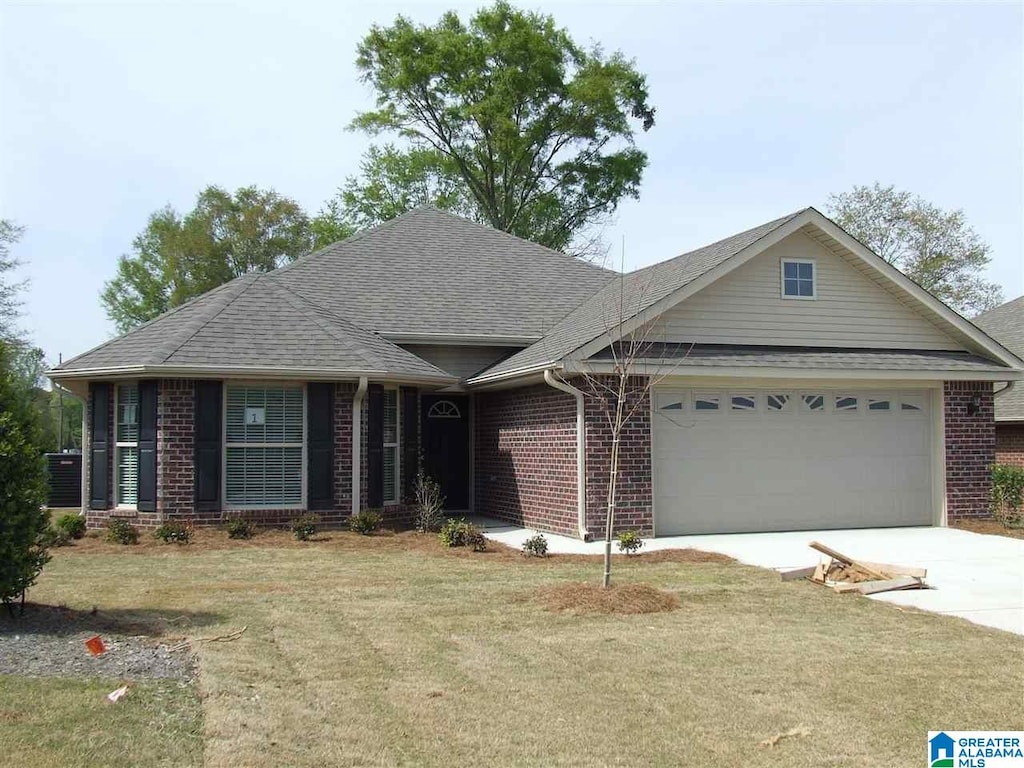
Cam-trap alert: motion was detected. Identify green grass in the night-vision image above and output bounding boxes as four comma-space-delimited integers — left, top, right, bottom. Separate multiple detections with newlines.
4, 529, 1022, 767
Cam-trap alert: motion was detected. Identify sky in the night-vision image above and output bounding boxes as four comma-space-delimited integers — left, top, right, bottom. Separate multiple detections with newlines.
2, 0, 1022, 367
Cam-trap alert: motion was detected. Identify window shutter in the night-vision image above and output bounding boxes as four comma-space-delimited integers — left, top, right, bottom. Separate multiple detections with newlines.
194, 380, 222, 512
401, 387, 418, 503
89, 382, 110, 509
367, 383, 384, 508
137, 380, 158, 512
307, 383, 334, 510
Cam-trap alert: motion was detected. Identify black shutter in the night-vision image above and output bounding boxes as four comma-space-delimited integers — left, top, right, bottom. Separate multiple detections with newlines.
194, 381, 222, 512
137, 380, 158, 512
88, 382, 110, 509
401, 387, 419, 503
307, 383, 334, 510
367, 383, 384, 508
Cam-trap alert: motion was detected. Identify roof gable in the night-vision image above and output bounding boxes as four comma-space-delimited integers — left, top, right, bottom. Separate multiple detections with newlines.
976, 296, 1024, 421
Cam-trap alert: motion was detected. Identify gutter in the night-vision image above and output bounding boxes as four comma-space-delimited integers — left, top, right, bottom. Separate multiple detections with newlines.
543, 369, 590, 541
352, 377, 368, 517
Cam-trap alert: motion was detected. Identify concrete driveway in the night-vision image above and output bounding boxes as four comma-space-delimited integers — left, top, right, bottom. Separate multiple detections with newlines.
480, 520, 1024, 635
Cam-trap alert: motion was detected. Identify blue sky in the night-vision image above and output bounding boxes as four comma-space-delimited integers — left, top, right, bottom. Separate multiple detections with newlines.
2, 0, 1021, 365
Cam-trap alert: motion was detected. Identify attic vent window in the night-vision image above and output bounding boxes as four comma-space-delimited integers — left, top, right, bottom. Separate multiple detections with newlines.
781, 259, 816, 299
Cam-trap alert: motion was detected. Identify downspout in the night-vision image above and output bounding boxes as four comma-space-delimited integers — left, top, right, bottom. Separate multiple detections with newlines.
995, 381, 1016, 400
544, 369, 590, 541
352, 377, 368, 517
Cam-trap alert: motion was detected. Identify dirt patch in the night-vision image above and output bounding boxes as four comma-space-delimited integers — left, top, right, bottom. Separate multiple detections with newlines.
951, 519, 1024, 540
0, 604, 199, 681
535, 582, 680, 615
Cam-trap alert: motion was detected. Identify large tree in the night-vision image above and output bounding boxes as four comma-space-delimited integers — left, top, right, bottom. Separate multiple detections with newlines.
0, 219, 27, 343
102, 185, 323, 332
827, 183, 1002, 316
350, 1, 655, 256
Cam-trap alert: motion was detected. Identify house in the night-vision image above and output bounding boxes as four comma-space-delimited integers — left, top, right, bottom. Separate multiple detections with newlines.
975, 296, 1024, 468
49, 206, 1024, 539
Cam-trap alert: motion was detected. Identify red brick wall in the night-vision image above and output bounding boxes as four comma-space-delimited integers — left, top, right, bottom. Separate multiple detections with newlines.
474, 384, 579, 536
944, 381, 995, 520
583, 376, 653, 538
158, 379, 195, 520
995, 423, 1024, 468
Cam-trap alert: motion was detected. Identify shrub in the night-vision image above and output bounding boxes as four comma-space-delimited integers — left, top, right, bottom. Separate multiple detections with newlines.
225, 517, 256, 540
0, 341, 51, 611
349, 508, 382, 536
413, 470, 446, 533
154, 520, 193, 544
105, 518, 139, 545
522, 533, 548, 558
992, 464, 1024, 527
617, 530, 644, 556
39, 527, 72, 548
439, 518, 486, 551
290, 513, 320, 541
55, 513, 87, 540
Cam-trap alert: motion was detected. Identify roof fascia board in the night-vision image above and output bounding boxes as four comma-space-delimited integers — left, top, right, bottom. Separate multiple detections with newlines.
48, 364, 458, 386
806, 213, 1024, 369
565, 359, 1024, 382
570, 210, 817, 363
382, 332, 540, 347
465, 360, 560, 386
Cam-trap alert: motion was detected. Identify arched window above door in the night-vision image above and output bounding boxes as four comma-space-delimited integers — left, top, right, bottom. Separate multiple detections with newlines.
427, 400, 461, 419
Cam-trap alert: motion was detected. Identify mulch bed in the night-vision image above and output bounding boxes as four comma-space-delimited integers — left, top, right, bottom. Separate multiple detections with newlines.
535, 582, 680, 615
0, 604, 195, 681
951, 519, 1024, 540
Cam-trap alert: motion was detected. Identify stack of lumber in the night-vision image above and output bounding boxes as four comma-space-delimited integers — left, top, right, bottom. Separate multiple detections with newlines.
780, 541, 927, 595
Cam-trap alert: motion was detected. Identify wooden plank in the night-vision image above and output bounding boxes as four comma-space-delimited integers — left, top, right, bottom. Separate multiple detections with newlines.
808, 542, 890, 581
859, 560, 927, 579
855, 577, 923, 595
780, 566, 817, 581
832, 582, 863, 594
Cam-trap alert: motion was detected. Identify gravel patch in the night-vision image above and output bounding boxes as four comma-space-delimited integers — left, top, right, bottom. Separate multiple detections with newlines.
0, 604, 196, 681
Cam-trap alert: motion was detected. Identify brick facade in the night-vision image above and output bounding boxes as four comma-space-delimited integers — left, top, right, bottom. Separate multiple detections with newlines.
157, 379, 195, 520
944, 381, 996, 520
474, 377, 653, 539
995, 424, 1024, 468
475, 384, 579, 536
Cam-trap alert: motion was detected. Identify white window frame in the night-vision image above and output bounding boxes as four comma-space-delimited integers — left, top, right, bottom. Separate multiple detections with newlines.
781, 258, 817, 300
114, 382, 140, 510
222, 382, 307, 510
383, 387, 401, 505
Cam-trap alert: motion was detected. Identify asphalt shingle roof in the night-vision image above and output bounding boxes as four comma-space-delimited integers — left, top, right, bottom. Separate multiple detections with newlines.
589, 344, 1013, 373
53, 273, 451, 380
272, 206, 616, 339
975, 296, 1024, 420
473, 209, 807, 380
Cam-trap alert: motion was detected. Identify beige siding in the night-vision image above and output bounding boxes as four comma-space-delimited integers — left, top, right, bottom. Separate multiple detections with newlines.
651, 232, 964, 350
398, 344, 515, 379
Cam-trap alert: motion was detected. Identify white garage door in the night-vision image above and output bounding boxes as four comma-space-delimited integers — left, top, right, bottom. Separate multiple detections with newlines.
653, 388, 935, 535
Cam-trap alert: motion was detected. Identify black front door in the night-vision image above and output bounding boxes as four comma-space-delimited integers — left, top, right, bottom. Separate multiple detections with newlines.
420, 394, 470, 510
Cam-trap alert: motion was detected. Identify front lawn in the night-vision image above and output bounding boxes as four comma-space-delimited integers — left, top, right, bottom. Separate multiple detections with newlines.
3, 529, 1021, 767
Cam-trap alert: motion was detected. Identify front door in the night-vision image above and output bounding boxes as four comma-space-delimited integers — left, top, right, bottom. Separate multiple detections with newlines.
420, 394, 470, 510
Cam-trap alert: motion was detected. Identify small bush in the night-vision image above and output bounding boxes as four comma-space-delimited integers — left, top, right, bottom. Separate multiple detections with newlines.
154, 520, 193, 544
290, 513, 320, 541
39, 527, 73, 548
349, 508, 382, 536
617, 530, 644, 556
105, 519, 139, 545
992, 464, 1024, 527
522, 533, 548, 558
225, 517, 256, 540
55, 513, 87, 540
413, 471, 446, 533
439, 518, 487, 551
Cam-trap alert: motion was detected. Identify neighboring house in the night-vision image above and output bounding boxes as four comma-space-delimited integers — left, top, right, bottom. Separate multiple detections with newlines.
975, 296, 1024, 468
50, 207, 1024, 539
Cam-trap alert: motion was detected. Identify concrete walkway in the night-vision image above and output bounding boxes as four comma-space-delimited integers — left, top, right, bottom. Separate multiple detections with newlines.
475, 518, 1024, 635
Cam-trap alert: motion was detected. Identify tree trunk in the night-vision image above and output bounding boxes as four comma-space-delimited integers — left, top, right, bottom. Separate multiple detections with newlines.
602, 376, 628, 588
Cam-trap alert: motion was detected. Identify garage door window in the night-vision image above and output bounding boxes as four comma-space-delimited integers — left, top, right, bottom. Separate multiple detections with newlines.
731, 395, 757, 411
766, 394, 791, 412
801, 394, 825, 412
835, 395, 858, 412
901, 394, 924, 412
867, 396, 891, 411
694, 394, 720, 411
